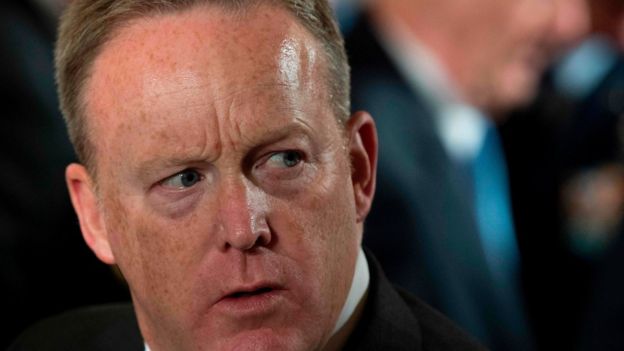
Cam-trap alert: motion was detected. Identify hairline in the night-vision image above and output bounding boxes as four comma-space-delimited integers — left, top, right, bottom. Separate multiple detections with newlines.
57, 0, 350, 178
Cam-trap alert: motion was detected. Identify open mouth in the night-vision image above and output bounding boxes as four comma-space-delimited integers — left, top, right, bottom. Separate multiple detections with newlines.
228, 287, 275, 299
215, 285, 284, 313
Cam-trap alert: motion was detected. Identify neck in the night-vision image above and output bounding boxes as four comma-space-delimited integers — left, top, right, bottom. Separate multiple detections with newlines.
322, 289, 369, 351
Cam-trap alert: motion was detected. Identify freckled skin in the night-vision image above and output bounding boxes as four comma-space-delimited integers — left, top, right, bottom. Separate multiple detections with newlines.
80, 4, 366, 351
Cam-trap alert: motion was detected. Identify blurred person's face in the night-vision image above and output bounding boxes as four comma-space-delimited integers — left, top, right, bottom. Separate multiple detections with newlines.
548, 0, 590, 56
458, 0, 555, 114
370, 0, 555, 112
65, 4, 376, 351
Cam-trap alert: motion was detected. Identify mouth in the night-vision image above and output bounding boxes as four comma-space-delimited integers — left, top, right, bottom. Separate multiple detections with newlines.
215, 283, 285, 315
227, 286, 276, 299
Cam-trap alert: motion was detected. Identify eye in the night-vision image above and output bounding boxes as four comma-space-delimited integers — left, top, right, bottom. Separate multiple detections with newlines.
160, 169, 203, 189
252, 148, 313, 193
266, 150, 302, 168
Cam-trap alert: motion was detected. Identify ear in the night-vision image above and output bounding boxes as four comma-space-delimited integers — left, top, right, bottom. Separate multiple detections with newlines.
345, 111, 378, 223
66, 163, 116, 264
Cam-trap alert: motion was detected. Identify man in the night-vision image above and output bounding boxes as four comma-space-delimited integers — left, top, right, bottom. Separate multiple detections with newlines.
347, 0, 557, 349
9, 0, 486, 350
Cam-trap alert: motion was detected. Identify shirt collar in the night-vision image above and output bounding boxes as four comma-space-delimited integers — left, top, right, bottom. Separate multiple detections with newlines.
553, 35, 619, 100
332, 247, 370, 334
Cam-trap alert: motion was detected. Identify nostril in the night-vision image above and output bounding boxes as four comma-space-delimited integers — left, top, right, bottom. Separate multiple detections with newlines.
223, 222, 271, 251
254, 228, 271, 248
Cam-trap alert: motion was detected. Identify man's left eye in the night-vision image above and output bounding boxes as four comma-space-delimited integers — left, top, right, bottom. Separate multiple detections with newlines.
266, 150, 302, 168
160, 169, 203, 189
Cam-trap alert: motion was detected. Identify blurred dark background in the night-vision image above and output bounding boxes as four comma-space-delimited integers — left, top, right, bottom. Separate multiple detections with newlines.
0, 0, 130, 349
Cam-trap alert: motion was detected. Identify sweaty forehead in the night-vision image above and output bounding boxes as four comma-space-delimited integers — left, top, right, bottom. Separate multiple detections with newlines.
84, 3, 325, 142
81, 3, 335, 181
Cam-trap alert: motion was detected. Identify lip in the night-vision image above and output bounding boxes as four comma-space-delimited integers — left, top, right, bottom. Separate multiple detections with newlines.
214, 282, 286, 316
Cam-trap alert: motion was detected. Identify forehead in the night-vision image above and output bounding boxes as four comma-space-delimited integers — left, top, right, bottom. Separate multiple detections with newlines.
88, 4, 318, 98
84, 3, 327, 153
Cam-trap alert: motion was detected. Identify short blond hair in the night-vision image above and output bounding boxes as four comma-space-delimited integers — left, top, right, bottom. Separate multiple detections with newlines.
55, 0, 350, 170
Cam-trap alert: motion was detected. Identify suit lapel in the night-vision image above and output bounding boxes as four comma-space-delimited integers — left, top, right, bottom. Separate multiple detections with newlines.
343, 253, 422, 351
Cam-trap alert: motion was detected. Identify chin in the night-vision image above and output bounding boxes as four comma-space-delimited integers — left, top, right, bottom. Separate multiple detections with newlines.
494, 65, 541, 113
207, 327, 317, 351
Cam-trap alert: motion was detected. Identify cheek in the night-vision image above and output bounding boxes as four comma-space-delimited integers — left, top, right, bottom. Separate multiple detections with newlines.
277, 162, 356, 251
104, 196, 206, 315
271, 168, 359, 307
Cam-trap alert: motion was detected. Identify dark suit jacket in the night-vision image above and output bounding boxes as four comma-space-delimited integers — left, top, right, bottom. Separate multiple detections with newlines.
579, 226, 624, 351
500, 55, 624, 350
9, 253, 486, 351
346, 17, 531, 351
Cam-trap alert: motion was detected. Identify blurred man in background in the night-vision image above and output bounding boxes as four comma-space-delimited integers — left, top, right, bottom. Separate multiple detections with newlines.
346, 0, 579, 349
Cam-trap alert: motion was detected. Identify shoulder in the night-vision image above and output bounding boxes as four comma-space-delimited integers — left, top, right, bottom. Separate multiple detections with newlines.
347, 252, 487, 351
8, 303, 143, 351
395, 287, 487, 351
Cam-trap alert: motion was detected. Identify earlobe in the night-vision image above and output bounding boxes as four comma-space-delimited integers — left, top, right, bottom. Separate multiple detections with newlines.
346, 111, 378, 223
66, 163, 116, 264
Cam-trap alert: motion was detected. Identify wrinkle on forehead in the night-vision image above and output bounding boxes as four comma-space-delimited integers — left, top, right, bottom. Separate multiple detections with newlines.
85, 4, 331, 183
88, 4, 324, 113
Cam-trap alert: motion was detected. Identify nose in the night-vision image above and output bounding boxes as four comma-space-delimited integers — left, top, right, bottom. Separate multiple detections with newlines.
217, 177, 272, 251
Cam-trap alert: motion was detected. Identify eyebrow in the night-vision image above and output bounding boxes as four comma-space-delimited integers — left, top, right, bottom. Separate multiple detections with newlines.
251, 118, 314, 149
134, 117, 315, 179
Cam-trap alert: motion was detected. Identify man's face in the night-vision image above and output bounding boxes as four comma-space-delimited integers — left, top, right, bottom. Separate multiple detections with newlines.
71, 5, 373, 350
548, 0, 589, 56
488, 0, 555, 112
450, 0, 554, 112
